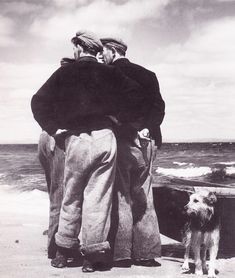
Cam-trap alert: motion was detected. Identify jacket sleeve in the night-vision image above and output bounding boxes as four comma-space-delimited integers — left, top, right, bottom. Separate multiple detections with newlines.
145, 73, 165, 146
112, 67, 145, 123
31, 69, 60, 136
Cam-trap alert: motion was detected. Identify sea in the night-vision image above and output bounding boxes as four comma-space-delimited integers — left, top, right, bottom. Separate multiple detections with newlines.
0, 142, 235, 194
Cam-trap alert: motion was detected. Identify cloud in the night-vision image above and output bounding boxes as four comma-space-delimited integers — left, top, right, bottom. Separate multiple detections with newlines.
0, 61, 59, 143
151, 17, 235, 141
216, 0, 235, 2
0, 62, 57, 95
30, 0, 170, 42
0, 1, 42, 15
155, 17, 235, 81
1, 0, 234, 142
0, 15, 15, 46
52, 0, 91, 8
0, 62, 58, 110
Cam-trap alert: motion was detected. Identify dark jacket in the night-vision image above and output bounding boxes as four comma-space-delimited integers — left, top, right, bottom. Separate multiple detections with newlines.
112, 58, 165, 147
31, 56, 144, 136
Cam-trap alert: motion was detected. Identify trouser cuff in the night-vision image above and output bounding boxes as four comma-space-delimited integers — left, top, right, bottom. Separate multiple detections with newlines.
80, 241, 110, 256
55, 232, 80, 249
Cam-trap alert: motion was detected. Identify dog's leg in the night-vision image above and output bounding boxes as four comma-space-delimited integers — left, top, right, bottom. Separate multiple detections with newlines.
208, 230, 219, 278
201, 243, 207, 274
208, 244, 218, 278
181, 228, 191, 272
193, 231, 203, 275
182, 244, 191, 272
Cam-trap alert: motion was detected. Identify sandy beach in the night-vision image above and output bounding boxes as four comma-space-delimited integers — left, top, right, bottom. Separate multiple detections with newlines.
0, 185, 235, 278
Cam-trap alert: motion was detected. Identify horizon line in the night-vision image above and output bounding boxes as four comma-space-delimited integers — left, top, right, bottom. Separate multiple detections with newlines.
0, 140, 235, 145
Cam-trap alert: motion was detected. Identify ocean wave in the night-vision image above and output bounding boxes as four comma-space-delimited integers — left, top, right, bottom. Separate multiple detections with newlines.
214, 161, 235, 166
156, 164, 235, 182
173, 161, 194, 167
226, 166, 235, 176
0, 172, 47, 192
209, 165, 235, 180
156, 166, 212, 178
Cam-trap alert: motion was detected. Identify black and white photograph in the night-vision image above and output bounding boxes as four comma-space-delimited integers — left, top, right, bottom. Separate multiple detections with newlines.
0, 0, 235, 277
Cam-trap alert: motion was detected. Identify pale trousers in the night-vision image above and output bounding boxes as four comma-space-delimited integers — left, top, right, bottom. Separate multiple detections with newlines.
111, 137, 161, 261
55, 129, 117, 251
38, 131, 64, 259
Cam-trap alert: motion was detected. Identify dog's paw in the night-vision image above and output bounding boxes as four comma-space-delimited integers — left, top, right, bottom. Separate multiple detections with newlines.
195, 269, 203, 275
181, 267, 190, 273
208, 271, 217, 278
181, 262, 190, 273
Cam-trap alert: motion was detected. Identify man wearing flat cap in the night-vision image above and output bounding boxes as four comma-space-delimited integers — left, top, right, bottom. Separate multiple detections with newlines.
31, 30, 144, 272
100, 37, 165, 267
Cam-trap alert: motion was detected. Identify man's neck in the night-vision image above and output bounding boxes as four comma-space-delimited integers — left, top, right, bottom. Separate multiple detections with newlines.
80, 52, 96, 58
75, 53, 97, 62
75, 52, 96, 61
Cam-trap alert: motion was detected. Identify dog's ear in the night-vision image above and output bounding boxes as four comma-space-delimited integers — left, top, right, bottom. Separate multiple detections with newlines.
205, 191, 217, 205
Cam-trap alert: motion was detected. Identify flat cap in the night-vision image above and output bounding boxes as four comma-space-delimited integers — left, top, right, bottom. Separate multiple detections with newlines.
71, 30, 103, 53
101, 37, 127, 53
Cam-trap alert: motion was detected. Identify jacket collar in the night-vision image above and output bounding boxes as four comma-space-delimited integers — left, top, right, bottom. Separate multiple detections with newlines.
77, 56, 97, 63
112, 57, 130, 66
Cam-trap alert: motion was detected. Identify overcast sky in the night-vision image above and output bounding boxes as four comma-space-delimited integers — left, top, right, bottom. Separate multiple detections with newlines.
0, 0, 235, 143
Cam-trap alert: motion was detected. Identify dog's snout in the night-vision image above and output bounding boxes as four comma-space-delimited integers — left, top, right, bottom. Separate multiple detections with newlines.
184, 204, 188, 210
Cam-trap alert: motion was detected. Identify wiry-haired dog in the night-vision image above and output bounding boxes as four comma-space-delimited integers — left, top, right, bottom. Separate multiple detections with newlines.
181, 190, 220, 278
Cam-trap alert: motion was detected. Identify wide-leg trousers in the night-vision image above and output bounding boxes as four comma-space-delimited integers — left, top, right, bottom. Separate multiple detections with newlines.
111, 137, 161, 261
38, 131, 65, 259
55, 129, 117, 252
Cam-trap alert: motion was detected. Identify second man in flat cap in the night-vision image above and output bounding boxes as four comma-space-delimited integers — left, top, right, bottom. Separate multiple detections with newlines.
100, 37, 165, 267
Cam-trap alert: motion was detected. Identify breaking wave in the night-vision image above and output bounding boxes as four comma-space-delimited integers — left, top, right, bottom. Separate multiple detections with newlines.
156, 166, 211, 178
156, 164, 235, 181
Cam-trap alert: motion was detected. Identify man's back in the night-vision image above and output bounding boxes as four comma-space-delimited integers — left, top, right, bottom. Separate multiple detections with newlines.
112, 58, 165, 147
31, 57, 143, 135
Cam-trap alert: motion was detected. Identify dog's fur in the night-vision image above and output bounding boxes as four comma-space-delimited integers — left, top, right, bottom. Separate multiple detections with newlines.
181, 190, 220, 278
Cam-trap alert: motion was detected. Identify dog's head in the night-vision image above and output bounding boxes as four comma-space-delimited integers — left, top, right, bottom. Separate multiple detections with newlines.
185, 190, 217, 224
